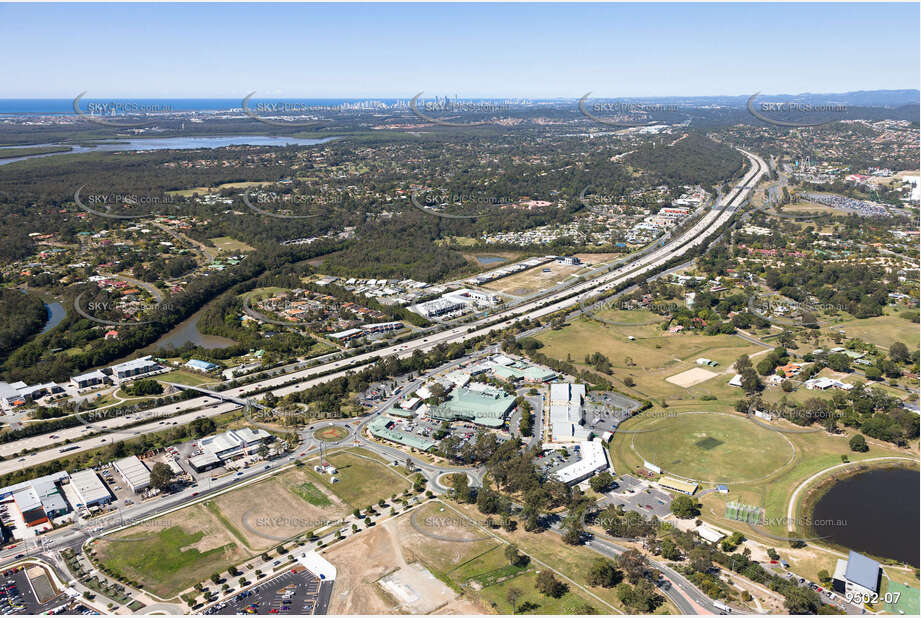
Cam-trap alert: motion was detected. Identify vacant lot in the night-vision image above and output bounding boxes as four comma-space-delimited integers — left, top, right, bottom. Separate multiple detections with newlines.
484, 261, 584, 296
324, 514, 485, 615
94, 503, 249, 599
827, 311, 919, 350
304, 449, 412, 508
666, 367, 719, 387
210, 468, 347, 550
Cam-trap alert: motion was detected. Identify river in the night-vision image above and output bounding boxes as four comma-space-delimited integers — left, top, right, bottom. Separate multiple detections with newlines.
147, 306, 236, 351
811, 467, 919, 566
0, 135, 339, 166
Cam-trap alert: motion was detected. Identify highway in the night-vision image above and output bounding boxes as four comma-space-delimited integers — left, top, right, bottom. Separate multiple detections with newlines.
0, 148, 766, 480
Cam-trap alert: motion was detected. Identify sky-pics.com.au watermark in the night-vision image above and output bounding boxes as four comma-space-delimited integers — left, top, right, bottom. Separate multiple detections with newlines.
744, 405, 825, 435
410, 188, 515, 219
242, 186, 324, 219
73, 92, 173, 128
72, 401, 165, 438
581, 293, 680, 326
84, 512, 179, 543
579, 93, 679, 127
74, 185, 182, 220
409, 93, 514, 127
747, 92, 848, 128
241, 507, 346, 542
73, 291, 179, 327
747, 293, 845, 328
243, 406, 313, 435
741, 514, 845, 544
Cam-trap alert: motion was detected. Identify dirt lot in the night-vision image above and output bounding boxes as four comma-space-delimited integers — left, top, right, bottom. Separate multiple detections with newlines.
665, 367, 719, 387
324, 511, 488, 614
210, 469, 348, 551
483, 261, 584, 296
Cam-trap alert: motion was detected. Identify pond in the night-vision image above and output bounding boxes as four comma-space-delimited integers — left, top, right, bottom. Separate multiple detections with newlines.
810, 466, 919, 566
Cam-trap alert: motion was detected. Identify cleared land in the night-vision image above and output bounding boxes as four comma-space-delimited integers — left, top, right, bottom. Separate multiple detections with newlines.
167, 181, 271, 197
93, 502, 249, 599
209, 236, 255, 253
209, 468, 347, 550
483, 262, 584, 296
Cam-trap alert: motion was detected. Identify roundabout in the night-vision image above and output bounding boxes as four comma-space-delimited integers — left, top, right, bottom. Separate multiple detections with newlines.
313, 424, 350, 442
628, 411, 796, 485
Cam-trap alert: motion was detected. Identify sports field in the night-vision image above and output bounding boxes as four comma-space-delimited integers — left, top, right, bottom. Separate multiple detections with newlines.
626, 411, 795, 483
209, 236, 255, 253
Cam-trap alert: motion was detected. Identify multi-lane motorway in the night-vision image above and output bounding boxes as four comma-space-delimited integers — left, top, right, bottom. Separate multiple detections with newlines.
0, 148, 766, 478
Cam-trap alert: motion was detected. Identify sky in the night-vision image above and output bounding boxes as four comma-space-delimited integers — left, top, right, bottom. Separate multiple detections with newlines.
0, 2, 918, 98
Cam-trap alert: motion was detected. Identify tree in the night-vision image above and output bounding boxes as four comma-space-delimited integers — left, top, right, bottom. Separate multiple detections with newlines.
741, 368, 763, 394
849, 434, 869, 452
536, 570, 566, 598
734, 354, 752, 373
889, 341, 910, 364
449, 473, 472, 503
589, 471, 615, 493
504, 544, 527, 567
670, 495, 699, 519
660, 539, 680, 560
616, 549, 648, 584
783, 584, 821, 614
817, 569, 831, 583
506, 587, 522, 614
587, 559, 622, 588
210, 573, 221, 585
149, 462, 174, 491
624, 376, 635, 387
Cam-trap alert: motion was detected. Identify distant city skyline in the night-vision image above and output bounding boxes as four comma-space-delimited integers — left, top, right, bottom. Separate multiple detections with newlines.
0, 2, 918, 98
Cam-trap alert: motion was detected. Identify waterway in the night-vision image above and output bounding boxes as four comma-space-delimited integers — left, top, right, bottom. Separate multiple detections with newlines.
810, 467, 919, 566
147, 306, 236, 351
475, 255, 507, 265
0, 136, 339, 166
40, 301, 66, 334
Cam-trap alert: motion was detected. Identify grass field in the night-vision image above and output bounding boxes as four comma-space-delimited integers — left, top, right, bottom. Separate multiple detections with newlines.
291, 481, 332, 507
824, 310, 919, 350
209, 236, 255, 253
94, 504, 248, 599
479, 570, 601, 614
484, 261, 584, 296
304, 449, 411, 508
627, 411, 795, 483
535, 318, 764, 402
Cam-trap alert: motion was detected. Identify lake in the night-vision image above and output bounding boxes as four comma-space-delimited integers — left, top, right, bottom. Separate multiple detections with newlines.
475, 255, 507, 265
0, 136, 339, 166
811, 467, 919, 566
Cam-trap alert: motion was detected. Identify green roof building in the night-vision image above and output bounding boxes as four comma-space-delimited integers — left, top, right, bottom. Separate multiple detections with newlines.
491, 362, 557, 383
430, 387, 515, 428
368, 416, 435, 451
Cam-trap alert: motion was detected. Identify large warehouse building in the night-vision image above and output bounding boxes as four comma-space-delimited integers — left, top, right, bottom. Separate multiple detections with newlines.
114, 456, 151, 493
69, 469, 113, 508
429, 387, 515, 427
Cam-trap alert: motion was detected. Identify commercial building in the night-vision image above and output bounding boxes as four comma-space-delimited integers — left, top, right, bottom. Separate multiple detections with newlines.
489, 360, 557, 383
199, 428, 271, 461
833, 551, 881, 597
69, 469, 112, 508
114, 456, 151, 493
411, 297, 466, 319
109, 355, 161, 384
329, 328, 363, 342
71, 369, 108, 390
549, 383, 589, 442
0, 471, 71, 527
552, 439, 609, 485
0, 381, 64, 410
429, 387, 515, 427
367, 416, 436, 452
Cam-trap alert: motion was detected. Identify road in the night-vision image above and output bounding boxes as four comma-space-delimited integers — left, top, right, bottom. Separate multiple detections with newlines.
0, 148, 766, 478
